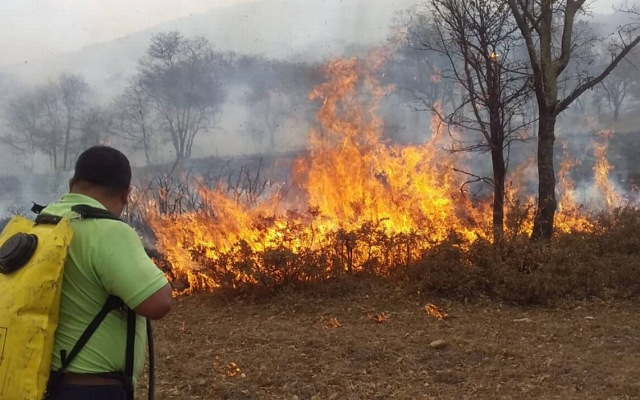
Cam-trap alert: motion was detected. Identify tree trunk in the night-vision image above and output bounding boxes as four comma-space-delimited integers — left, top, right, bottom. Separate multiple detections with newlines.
144, 146, 151, 165
614, 104, 620, 121
140, 123, 152, 165
176, 129, 187, 162
63, 134, 70, 169
64, 114, 72, 170
488, 88, 505, 240
598, 107, 602, 122
269, 128, 276, 149
491, 143, 506, 239
265, 94, 276, 150
143, 138, 151, 165
531, 110, 558, 241
175, 147, 184, 164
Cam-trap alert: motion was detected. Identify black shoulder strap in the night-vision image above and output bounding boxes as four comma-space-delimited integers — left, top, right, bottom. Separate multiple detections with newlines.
57, 295, 125, 372
31, 202, 46, 215
35, 204, 122, 226
35, 214, 63, 225
71, 204, 121, 221
51, 296, 137, 399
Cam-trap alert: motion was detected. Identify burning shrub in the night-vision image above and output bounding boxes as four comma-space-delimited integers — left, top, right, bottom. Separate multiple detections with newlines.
140, 204, 640, 304
126, 50, 640, 303
407, 205, 640, 305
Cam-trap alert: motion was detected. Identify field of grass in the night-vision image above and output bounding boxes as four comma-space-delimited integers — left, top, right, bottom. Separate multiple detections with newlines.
136, 278, 640, 400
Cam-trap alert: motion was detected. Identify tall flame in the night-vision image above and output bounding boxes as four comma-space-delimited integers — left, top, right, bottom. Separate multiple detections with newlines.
593, 130, 618, 207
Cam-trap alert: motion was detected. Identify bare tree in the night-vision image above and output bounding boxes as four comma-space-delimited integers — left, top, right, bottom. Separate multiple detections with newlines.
77, 106, 115, 151
245, 59, 288, 150
3, 73, 90, 170
598, 49, 639, 121
137, 31, 229, 162
37, 82, 64, 169
59, 74, 90, 169
507, 0, 640, 240
407, 0, 532, 237
112, 78, 157, 164
389, 8, 455, 117
242, 58, 320, 150
2, 90, 42, 169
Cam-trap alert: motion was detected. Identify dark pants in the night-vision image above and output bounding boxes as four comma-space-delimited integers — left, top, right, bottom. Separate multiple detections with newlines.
47, 384, 127, 400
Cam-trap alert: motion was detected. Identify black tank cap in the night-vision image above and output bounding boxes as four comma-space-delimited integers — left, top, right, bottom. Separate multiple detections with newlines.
0, 233, 38, 274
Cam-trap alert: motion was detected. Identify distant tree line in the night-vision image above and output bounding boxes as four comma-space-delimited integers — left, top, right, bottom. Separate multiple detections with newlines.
1, 31, 324, 168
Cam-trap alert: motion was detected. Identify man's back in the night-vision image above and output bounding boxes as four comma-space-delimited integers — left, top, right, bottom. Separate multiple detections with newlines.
43, 193, 168, 387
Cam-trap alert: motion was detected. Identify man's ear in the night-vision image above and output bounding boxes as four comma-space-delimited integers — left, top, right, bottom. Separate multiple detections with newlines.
121, 186, 132, 205
68, 178, 74, 192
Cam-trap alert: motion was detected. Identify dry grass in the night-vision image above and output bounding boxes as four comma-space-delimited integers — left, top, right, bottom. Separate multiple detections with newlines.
128, 168, 640, 399
136, 279, 640, 400
408, 207, 640, 305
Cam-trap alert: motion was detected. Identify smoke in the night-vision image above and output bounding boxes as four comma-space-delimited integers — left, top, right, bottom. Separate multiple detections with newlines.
0, 0, 637, 217
0, 171, 69, 219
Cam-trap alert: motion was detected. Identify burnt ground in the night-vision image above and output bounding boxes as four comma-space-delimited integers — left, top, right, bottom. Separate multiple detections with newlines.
136, 280, 640, 400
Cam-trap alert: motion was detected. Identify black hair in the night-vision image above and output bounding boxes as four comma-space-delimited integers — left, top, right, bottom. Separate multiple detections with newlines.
71, 145, 132, 193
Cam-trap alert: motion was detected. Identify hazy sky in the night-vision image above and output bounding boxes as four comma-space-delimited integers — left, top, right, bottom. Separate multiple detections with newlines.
0, 0, 620, 67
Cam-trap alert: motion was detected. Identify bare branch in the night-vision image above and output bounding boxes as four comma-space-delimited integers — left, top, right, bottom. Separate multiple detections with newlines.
558, 35, 640, 111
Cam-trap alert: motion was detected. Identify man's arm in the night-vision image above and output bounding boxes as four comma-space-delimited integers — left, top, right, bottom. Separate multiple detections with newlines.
134, 282, 173, 320
93, 223, 174, 319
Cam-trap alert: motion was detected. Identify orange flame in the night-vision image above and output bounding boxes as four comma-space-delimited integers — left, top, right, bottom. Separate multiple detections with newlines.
593, 130, 618, 207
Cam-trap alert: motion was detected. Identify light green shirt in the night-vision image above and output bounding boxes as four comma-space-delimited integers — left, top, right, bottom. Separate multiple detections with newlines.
43, 193, 168, 387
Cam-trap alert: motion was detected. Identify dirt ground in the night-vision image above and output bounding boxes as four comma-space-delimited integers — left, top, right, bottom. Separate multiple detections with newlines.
137, 280, 640, 400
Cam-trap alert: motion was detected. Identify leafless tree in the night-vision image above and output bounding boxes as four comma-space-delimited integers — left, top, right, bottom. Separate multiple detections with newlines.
507, 0, 640, 240
2, 90, 42, 170
77, 105, 115, 152
408, 0, 533, 238
242, 58, 320, 150
245, 59, 290, 150
112, 78, 157, 164
597, 49, 639, 121
137, 31, 230, 162
2, 73, 90, 170
59, 74, 90, 169
389, 8, 455, 117
37, 82, 64, 169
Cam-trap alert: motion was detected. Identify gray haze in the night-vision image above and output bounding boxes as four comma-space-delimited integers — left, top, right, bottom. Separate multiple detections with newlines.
0, 0, 429, 172
0, 0, 637, 212
1, 0, 617, 68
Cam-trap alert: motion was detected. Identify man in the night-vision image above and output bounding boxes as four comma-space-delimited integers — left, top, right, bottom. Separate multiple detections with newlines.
42, 145, 173, 400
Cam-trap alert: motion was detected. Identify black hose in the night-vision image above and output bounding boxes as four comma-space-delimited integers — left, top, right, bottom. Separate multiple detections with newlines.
147, 319, 155, 400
